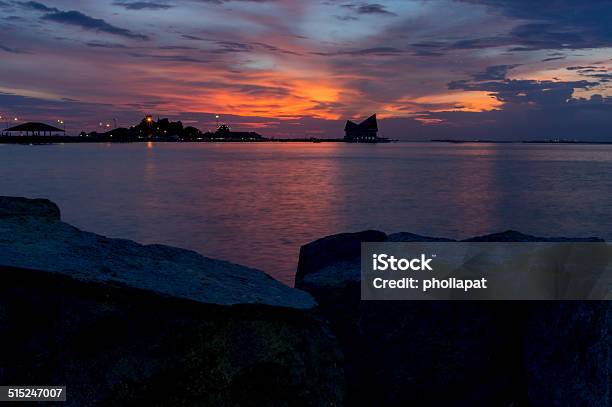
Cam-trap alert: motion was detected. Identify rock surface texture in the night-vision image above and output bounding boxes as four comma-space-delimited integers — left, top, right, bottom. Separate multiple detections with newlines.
0, 197, 343, 406
1, 195, 608, 407
296, 229, 609, 407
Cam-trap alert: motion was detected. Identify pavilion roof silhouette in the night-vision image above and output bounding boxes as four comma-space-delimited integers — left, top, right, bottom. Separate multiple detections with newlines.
344, 114, 378, 131
4, 122, 65, 133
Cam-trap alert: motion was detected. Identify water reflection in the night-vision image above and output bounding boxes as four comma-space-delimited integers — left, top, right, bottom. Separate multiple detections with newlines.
1, 142, 611, 285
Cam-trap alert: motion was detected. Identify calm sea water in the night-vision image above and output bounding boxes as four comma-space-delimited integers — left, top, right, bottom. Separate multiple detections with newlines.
1, 142, 611, 284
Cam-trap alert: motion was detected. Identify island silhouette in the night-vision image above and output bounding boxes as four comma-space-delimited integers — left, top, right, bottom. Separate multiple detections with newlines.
1, 114, 393, 143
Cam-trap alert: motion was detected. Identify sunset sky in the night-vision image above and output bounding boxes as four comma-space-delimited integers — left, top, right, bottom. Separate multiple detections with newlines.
1, 0, 612, 139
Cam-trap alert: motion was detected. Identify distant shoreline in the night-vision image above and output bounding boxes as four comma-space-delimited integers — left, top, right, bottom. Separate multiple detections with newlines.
1, 135, 610, 145
0, 135, 391, 144
431, 139, 612, 145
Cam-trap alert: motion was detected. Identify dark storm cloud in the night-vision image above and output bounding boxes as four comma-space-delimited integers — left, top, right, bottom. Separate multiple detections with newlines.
236, 84, 290, 97
3, 15, 25, 21
184, 0, 279, 4
456, 0, 612, 50
587, 74, 612, 82
85, 41, 129, 49
447, 37, 505, 50
312, 47, 403, 56
128, 52, 210, 63
449, 78, 595, 105
42, 10, 149, 40
472, 64, 519, 80
460, 0, 612, 25
403, 0, 612, 55
251, 42, 301, 55
566, 65, 612, 83
18, 2, 148, 40
413, 30, 587, 54
407, 35, 537, 55
183, 80, 291, 97
210, 40, 299, 55
181, 34, 205, 40
158, 45, 197, 50
113, 1, 174, 10
567, 66, 599, 71
541, 56, 565, 62
18, 1, 58, 12
0, 44, 24, 53
177, 37, 299, 55
506, 23, 587, 51
341, 3, 396, 16
213, 41, 254, 53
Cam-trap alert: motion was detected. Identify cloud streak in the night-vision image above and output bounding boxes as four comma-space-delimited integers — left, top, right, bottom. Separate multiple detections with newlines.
42, 10, 149, 39
113, 1, 174, 10
0, 44, 25, 53
341, 3, 396, 16
19, 2, 148, 39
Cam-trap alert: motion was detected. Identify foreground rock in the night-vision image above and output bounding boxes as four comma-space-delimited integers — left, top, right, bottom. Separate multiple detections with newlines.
0, 198, 314, 309
297, 230, 609, 407
0, 197, 343, 406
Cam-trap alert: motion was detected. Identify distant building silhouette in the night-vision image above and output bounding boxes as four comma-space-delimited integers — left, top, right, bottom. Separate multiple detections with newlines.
3, 122, 65, 136
81, 115, 265, 142
344, 114, 378, 142
216, 124, 231, 137
212, 123, 264, 140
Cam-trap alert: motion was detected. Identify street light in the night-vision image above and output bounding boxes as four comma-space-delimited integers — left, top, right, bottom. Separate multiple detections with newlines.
9, 117, 18, 136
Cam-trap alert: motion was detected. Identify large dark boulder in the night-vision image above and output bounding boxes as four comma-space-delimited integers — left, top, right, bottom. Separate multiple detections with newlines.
524, 302, 611, 407
0, 196, 60, 219
296, 230, 387, 289
296, 229, 608, 407
296, 231, 526, 406
0, 197, 343, 406
465, 231, 610, 407
465, 229, 603, 243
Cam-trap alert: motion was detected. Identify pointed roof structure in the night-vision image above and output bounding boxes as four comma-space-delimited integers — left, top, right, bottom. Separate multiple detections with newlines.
344, 114, 379, 141
4, 122, 65, 133
344, 120, 358, 131
359, 114, 378, 130
344, 114, 377, 131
